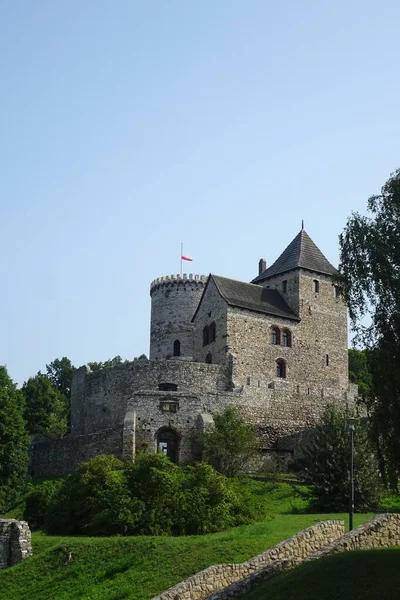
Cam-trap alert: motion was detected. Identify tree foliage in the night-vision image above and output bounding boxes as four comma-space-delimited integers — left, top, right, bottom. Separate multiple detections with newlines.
25, 454, 263, 536
198, 407, 257, 477
348, 349, 372, 400
301, 405, 382, 511
87, 355, 130, 371
339, 169, 400, 485
46, 357, 75, 398
0, 366, 29, 512
21, 373, 68, 438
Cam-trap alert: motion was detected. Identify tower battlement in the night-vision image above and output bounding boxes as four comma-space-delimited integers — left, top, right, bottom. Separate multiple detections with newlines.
150, 274, 207, 295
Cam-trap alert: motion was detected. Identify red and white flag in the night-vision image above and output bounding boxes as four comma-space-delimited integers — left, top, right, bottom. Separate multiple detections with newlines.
181, 255, 193, 262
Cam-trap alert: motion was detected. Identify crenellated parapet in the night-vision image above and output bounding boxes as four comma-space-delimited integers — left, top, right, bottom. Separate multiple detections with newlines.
150, 274, 207, 295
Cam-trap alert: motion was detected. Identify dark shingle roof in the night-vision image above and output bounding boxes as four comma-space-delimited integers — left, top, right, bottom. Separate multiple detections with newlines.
209, 275, 299, 321
252, 229, 337, 283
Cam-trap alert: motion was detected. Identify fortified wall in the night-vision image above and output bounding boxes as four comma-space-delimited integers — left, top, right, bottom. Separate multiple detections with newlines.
30, 354, 357, 478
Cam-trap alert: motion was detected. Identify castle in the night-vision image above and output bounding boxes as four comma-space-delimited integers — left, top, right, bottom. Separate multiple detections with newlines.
30, 228, 357, 477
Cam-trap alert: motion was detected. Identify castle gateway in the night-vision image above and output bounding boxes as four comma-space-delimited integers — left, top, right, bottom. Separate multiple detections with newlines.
30, 228, 357, 477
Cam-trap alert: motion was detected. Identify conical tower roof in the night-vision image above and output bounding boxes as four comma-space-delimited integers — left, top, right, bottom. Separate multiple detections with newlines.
252, 229, 337, 283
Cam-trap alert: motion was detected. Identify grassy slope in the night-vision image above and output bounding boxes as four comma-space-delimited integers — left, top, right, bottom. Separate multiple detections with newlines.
0, 480, 376, 600
242, 547, 400, 600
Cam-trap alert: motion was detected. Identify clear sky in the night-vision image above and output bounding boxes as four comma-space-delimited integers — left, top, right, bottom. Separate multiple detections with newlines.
1, 0, 399, 385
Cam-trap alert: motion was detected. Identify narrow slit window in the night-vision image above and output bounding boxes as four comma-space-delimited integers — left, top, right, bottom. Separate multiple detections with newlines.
209, 322, 216, 343
203, 326, 209, 346
325, 354, 329, 366
173, 339, 181, 357
282, 280, 288, 293
276, 359, 286, 379
313, 279, 319, 293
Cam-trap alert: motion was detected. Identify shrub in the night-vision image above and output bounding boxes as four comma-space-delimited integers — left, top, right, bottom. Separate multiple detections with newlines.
44, 455, 143, 536
300, 405, 383, 511
24, 479, 64, 530
125, 453, 183, 535
26, 454, 264, 537
174, 463, 263, 535
198, 407, 257, 477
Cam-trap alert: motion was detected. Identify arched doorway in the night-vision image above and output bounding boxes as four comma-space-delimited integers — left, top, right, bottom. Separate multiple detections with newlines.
156, 427, 180, 463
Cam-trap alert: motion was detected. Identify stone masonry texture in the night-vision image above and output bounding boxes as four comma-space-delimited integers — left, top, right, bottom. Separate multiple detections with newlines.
150, 520, 345, 600
30, 230, 358, 478
0, 520, 32, 569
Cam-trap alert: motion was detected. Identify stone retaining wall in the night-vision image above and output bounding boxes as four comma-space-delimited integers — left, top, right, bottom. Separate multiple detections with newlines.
307, 513, 400, 559
150, 520, 344, 600
0, 520, 32, 569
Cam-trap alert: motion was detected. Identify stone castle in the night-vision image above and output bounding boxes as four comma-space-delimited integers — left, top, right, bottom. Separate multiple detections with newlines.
30, 228, 357, 477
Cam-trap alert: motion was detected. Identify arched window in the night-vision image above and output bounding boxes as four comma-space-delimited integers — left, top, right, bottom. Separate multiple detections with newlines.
282, 280, 288, 293
276, 359, 286, 379
271, 327, 280, 345
173, 339, 181, 357
203, 326, 209, 347
282, 330, 291, 347
313, 279, 319, 293
205, 352, 212, 364
209, 322, 216, 343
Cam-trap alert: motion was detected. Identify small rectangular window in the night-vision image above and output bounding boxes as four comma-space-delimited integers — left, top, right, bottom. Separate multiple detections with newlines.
282, 280, 288, 293
313, 280, 319, 293
334, 286, 339, 298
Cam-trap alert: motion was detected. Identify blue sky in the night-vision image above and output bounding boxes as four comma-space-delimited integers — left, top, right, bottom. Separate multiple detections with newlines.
1, 1, 399, 384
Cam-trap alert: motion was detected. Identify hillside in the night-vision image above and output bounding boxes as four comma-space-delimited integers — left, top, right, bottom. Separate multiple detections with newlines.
0, 512, 372, 600
242, 547, 400, 600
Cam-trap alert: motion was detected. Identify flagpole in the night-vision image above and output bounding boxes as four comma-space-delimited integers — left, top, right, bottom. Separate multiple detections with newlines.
180, 242, 183, 275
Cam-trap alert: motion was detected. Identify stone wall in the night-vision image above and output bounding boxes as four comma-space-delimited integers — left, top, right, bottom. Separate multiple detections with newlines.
150, 520, 344, 600
307, 513, 400, 559
70, 359, 228, 438
261, 270, 349, 389
0, 520, 32, 569
192, 277, 229, 367
29, 428, 123, 478
150, 274, 207, 360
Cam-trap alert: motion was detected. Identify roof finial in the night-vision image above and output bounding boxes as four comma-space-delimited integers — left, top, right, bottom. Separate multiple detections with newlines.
301, 219, 304, 230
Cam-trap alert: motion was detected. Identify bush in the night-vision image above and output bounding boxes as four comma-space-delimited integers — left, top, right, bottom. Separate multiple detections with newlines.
29, 455, 143, 536
25, 453, 264, 537
300, 405, 383, 511
198, 407, 257, 477
175, 463, 263, 535
125, 453, 183, 535
24, 479, 64, 530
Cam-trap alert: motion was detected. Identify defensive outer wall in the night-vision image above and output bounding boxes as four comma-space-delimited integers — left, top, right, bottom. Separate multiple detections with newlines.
30, 355, 357, 478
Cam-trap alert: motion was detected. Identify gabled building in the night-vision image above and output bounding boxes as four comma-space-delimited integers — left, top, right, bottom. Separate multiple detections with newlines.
30, 229, 357, 478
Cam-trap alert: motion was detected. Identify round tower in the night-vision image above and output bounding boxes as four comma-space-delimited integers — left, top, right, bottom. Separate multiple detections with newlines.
150, 273, 207, 360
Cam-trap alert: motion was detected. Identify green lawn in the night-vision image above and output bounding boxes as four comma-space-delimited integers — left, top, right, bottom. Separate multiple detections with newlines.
0, 478, 392, 600
241, 547, 400, 600
0, 512, 373, 600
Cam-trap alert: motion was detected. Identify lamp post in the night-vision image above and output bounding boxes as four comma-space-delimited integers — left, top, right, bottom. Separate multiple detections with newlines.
348, 417, 356, 531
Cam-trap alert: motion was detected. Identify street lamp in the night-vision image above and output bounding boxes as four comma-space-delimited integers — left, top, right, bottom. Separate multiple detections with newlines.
348, 417, 356, 531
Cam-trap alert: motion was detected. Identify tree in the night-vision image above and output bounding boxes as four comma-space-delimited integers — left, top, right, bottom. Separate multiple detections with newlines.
339, 169, 400, 485
348, 349, 372, 400
22, 373, 67, 438
87, 355, 129, 371
199, 407, 257, 477
46, 357, 75, 398
0, 366, 29, 512
301, 405, 382, 511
